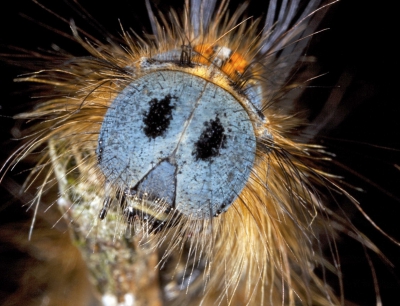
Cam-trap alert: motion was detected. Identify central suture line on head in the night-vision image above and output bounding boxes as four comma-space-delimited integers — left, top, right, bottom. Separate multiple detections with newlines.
169, 75, 209, 160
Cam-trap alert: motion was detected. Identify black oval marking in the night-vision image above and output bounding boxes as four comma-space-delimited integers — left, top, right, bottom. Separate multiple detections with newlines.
193, 115, 227, 161
143, 94, 175, 138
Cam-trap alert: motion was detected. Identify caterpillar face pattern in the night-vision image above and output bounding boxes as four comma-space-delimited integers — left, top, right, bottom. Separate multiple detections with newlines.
1, 0, 398, 305
97, 69, 256, 219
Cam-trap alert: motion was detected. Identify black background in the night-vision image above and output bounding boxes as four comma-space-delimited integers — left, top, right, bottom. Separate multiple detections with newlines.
0, 1, 399, 305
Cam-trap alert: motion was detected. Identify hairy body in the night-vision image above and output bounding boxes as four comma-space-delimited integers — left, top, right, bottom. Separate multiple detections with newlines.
0, 1, 399, 305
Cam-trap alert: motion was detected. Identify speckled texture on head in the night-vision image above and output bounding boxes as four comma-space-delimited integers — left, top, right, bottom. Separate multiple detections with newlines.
97, 71, 256, 218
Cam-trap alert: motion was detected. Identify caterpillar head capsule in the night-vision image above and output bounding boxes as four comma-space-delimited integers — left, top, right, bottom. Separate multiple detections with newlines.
97, 54, 260, 220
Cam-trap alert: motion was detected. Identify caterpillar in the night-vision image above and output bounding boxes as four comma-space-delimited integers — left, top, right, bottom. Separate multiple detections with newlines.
0, 0, 399, 305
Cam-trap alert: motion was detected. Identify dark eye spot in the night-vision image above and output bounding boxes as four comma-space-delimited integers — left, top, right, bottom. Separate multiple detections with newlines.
193, 115, 227, 161
143, 94, 175, 138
